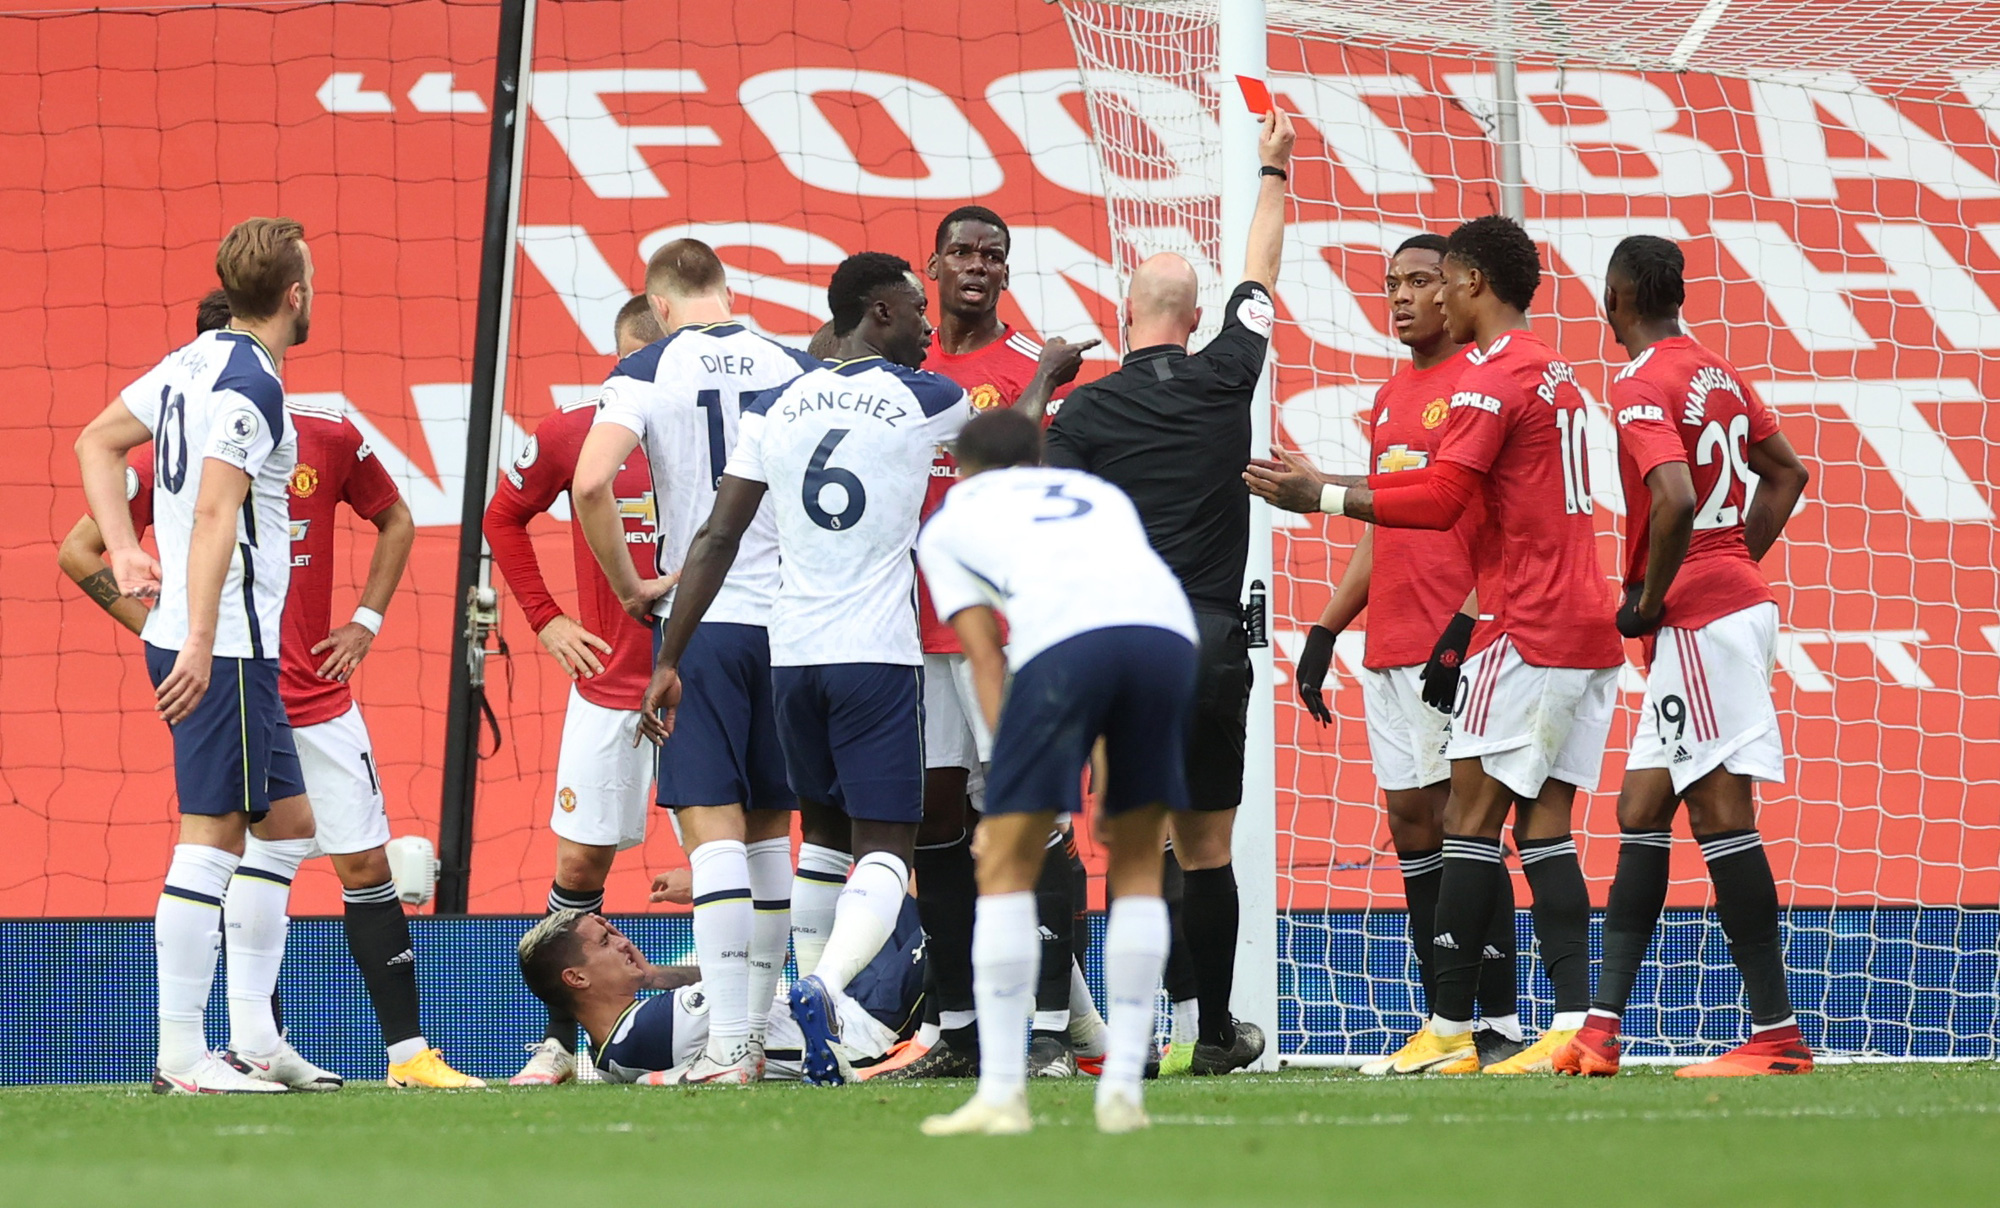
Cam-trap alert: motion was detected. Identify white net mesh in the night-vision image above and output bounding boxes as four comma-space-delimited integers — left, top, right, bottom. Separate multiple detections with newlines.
1062, 0, 2000, 1058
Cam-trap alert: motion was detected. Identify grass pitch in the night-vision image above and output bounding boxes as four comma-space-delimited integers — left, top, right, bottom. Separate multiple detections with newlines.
5, 1066, 1997, 1207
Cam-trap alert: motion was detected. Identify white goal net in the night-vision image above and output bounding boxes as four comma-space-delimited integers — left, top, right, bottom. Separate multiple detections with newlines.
1061, 0, 2000, 1060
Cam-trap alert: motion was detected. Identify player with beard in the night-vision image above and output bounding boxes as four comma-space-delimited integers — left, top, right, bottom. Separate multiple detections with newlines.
1555, 236, 1812, 1078
1288, 235, 1525, 1072
1248, 215, 1619, 1074
881, 206, 1100, 1081
486, 295, 670, 1085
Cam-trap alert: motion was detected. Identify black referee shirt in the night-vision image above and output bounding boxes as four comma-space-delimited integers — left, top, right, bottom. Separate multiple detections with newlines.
1045, 280, 1275, 615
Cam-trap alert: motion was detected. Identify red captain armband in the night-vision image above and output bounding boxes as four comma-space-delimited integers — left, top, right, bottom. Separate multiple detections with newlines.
1369, 460, 1480, 530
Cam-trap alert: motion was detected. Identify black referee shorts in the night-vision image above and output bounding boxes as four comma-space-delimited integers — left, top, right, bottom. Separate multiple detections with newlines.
1185, 608, 1251, 812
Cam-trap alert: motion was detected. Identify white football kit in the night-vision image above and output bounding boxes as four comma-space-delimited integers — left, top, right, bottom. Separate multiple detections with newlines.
120, 329, 296, 658
915, 465, 1197, 668
724, 356, 974, 666
594, 321, 821, 625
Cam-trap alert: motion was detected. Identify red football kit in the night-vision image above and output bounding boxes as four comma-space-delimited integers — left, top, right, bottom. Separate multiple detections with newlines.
1610, 335, 1780, 638
484, 400, 658, 710
916, 326, 1056, 654
127, 406, 403, 727
1368, 330, 1621, 670
1363, 349, 1479, 670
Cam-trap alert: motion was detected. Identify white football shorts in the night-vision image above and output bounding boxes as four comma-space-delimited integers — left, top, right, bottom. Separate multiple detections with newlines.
293, 703, 392, 857
1626, 602, 1785, 795
1361, 664, 1454, 792
1447, 635, 1617, 799
551, 686, 653, 850
923, 652, 995, 771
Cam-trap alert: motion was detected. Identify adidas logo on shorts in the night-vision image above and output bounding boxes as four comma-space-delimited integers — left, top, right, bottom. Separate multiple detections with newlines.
1434, 932, 1459, 950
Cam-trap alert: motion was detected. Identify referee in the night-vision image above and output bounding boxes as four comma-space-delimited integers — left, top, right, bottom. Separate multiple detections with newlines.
1044, 105, 1293, 1075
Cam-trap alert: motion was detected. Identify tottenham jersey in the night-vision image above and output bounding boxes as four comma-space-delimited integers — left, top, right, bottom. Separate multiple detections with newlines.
594, 322, 821, 626
917, 466, 1197, 670
118, 330, 295, 659
724, 356, 974, 666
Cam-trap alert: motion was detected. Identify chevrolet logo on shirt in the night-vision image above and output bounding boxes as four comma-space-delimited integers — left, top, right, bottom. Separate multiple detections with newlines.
618, 493, 657, 537
1377, 444, 1429, 473
289, 519, 310, 542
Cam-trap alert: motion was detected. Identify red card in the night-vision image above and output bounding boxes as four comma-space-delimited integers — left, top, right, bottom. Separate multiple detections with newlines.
1236, 75, 1273, 115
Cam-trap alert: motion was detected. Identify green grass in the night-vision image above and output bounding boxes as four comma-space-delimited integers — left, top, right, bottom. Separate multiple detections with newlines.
5, 1066, 1998, 1207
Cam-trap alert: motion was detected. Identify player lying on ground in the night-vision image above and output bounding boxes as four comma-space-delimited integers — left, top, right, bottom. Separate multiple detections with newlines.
60, 294, 477, 1089
1554, 235, 1813, 1079
516, 897, 925, 1084
574, 239, 825, 1085
1288, 235, 1525, 1073
884, 204, 1100, 1082
915, 409, 1199, 1135
643, 252, 1085, 1087
485, 295, 667, 1086
1248, 215, 1619, 1075
73, 219, 333, 1095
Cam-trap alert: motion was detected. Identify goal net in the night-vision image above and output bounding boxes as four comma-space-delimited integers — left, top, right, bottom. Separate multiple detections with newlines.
1061, 0, 2000, 1059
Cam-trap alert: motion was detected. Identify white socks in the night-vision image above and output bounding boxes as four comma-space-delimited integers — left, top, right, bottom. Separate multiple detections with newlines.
1100, 895, 1169, 1100
1172, 997, 1201, 1046
792, 843, 850, 978
1069, 959, 1108, 1058
815, 851, 908, 994
746, 836, 793, 1040
972, 892, 1039, 1104
690, 839, 753, 1060
224, 836, 312, 1057
155, 844, 239, 1072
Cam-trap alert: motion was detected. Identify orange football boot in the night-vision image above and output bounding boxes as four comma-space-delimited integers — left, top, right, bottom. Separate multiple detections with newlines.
1553, 1021, 1622, 1076
1677, 1034, 1814, 1078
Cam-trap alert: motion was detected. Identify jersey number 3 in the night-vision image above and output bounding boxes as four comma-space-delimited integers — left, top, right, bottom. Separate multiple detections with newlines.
804, 429, 867, 531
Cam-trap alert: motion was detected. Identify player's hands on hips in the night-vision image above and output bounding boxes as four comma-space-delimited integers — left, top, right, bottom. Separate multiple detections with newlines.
648, 867, 693, 906
110, 546, 163, 602
538, 614, 610, 680
1616, 584, 1665, 639
1296, 624, 1336, 726
1243, 445, 1326, 514
636, 663, 683, 746
620, 573, 679, 623
155, 639, 213, 726
312, 622, 375, 682
1258, 106, 1296, 171
1036, 336, 1102, 389
1419, 612, 1476, 714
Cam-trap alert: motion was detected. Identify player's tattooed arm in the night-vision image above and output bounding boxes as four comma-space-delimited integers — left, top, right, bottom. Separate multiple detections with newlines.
639, 965, 701, 992
56, 514, 148, 636
1243, 445, 1365, 513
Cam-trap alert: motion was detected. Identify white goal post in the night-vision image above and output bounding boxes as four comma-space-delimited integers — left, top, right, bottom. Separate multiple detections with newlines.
1059, 0, 2000, 1063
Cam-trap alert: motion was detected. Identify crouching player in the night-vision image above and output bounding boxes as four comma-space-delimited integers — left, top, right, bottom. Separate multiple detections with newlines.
914, 410, 1197, 1136
517, 898, 926, 1084
1556, 236, 1813, 1078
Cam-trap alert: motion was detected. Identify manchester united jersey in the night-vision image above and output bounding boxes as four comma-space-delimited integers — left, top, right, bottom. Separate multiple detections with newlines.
126, 403, 402, 727
1363, 349, 1480, 669
916, 326, 1053, 654
485, 398, 658, 710
1610, 335, 1780, 635
1435, 331, 1620, 670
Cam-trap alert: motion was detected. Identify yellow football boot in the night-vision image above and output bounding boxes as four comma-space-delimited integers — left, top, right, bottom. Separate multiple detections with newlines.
388, 1048, 487, 1089
1482, 1028, 1577, 1074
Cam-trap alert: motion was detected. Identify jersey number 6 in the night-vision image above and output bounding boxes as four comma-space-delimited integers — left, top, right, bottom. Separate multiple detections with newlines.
804, 429, 867, 531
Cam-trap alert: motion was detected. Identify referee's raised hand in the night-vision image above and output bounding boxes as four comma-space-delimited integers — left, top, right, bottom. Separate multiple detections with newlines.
1259, 105, 1296, 171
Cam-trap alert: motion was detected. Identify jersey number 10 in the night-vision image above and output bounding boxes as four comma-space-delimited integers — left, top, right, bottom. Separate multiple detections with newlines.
1554, 407, 1593, 515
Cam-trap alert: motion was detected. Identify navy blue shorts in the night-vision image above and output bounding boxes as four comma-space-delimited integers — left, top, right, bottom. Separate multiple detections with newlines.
985, 626, 1199, 818
143, 645, 306, 819
771, 663, 925, 824
656, 622, 793, 811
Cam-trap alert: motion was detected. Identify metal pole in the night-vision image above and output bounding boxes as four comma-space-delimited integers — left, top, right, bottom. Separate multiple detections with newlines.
1218, 0, 1278, 1071
437, 0, 535, 914
1494, 2, 1525, 220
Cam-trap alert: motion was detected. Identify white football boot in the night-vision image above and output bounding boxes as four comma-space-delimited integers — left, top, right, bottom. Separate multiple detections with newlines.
1094, 1088, 1150, 1134
226, 1036, 343, 1092
152, 1052, 289, 1095
510, 1038, 576, 1086
920, 1090, 1034, 1137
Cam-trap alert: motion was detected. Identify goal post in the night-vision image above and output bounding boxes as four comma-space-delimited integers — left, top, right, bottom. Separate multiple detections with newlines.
1059, 0, 2000, 1061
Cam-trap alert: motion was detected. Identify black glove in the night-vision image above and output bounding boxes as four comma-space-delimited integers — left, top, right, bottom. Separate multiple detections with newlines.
1295, 624, 1335, 726
1616, 583, 1663, 639
1419, 612, 1476, 713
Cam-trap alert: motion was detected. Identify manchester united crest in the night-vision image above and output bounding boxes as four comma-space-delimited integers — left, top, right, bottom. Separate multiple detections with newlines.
969, 383, 1003, 412
1421, 398, 1448, 429
290, 464, 319, 497
557, 787, 577, 813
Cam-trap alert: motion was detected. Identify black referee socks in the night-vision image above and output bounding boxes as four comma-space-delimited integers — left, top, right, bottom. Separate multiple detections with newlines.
1182, 862, 1239, 1048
